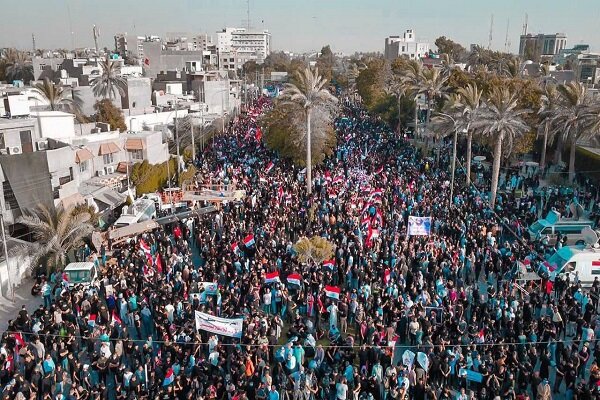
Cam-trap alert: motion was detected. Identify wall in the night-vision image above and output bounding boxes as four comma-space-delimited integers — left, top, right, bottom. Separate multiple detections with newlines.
46, 146, 79, 203
0, 118, 38, 151
32, 112, 75, 140
125, 109, 188, 131
123, 77, 152, 112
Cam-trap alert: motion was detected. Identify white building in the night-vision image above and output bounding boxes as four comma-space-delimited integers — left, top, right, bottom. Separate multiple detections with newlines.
217, 27, 271, 70
384, 30, 430, 61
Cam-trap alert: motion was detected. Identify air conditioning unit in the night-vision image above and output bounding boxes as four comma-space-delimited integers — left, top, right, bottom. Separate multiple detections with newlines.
7, 146, 22, 155
97, 170, 106, 176
105, 166, 115, 174
36, 140, 49, 151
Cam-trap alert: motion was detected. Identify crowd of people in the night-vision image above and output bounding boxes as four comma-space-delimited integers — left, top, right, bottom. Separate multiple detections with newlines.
1, 97, 600, 400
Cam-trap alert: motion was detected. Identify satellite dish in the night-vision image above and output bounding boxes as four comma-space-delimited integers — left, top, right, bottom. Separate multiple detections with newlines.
581, 226, 599, 246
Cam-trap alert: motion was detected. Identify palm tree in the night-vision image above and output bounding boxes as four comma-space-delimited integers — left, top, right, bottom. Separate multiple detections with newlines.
16, 205, 95, 274
31, 78, 79, 112
416, 67, 450, 127
384, 74, 407, 134
455, 83, 484, 185
552, 82, 597, 182
91, 55, 127, 99
500, 58, 522, 79
1, 48, 34, 83
399, 59, 424, 137
280, 67, 337, 195
538, 85, 560, 170
477, 87, 530, 208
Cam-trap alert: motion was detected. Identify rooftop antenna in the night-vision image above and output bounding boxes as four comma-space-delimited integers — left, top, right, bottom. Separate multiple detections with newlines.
488, 14, 494, 50
246, 0, 251, 29
522, 13, 528, 36
504, 19, 511, 53
93, 25, 100, 56
67, 2, 75, 50
32, 33, 36, 53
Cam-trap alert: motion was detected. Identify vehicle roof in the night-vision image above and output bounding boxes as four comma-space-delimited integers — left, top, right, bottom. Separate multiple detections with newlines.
64, 262, 96, 271
114, 215, 140, 225
536, 218, 593, 228
555, 246, 600, 260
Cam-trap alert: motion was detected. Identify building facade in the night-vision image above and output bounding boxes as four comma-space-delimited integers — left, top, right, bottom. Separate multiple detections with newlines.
384, 30, 430, 61
217, 28, 271, 70
519, 33, 567, 59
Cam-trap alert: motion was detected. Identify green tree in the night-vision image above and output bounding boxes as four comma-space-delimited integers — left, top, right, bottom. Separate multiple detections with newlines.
94, 99, 127, 131
92, 55, 127, 99
434, 36, 467, 62
538, 84, 560, 169
477, 87, 530, 208
455, 83, 484, 185
552, 82, 598, 182
31, 78, 79, 112
16, 205, 95, 274
261, 102, 336, 167
279, 67, 338, 194
293, 236, 334, 267
1, 48, 34, 83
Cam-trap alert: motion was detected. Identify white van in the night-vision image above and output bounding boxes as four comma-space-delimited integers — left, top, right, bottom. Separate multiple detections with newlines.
528, 210, 595, 245
547, 246, 600, 288
63, 262, 100, 287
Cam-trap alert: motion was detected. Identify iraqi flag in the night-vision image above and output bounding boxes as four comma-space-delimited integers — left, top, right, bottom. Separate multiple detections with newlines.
163, 368, 175, 386
112, 310, 122, 325
155, 254, 163, 274
367, 226, 379, 245
374, 165, 384, 174
12, 333, 25, 350
231, 242, 240, 255
278, 186, 284, 200
255, 127, 263, 141
140, 240, 151, 255
375, 209, 384, 226
287, 273, 302, 287
87, 314, 97, 327
243, 234, 255, 248
332, 176, 344, 185
360, 215, 371, 230
323, 259, 336, 271
384, 268, 391, 285
265, 161, 274, 174
325, 285, 341, 300
265, 271, 280, 284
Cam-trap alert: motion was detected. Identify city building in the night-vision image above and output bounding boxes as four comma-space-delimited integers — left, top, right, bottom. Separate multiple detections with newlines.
554, 44, 591, 66
217, 27, 271, 70
114, 34, 160, 62
384, 30, 430, 61
519, 33, 567, 59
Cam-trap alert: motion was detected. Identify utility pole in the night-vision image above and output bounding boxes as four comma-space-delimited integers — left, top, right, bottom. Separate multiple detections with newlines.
0, 212, 14, 302
93, 25, 100, 56
32, 34, 36, 53
504, 19, 511, 53
191, 113, 195, 163
488, 14, 494, 50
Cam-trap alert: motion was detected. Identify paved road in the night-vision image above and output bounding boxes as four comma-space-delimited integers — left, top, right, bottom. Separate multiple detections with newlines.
0, 279, 42, 332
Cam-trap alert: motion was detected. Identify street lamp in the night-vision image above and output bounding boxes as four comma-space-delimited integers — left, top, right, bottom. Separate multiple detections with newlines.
436, 112, 466, 202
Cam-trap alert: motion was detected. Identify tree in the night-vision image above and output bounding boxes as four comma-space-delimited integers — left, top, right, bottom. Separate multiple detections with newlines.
16, 205, 94, 274
31, 78, 79, 112
434, 36, 467, 62
316, 45, 335, 81
1, 48, 34, 83
293, 236, 334, 267
279, 67, 338, 194
91, 55, 127, 99
538, 85, 560, 169
415, 67, 450, 126
262, 102, 336, 167
552, 82, 597, 182
94, 99, 127, 131
477, 87, 530, 208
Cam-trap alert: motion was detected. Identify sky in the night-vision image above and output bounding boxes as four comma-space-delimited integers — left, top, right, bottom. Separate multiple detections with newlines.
2, 0, 600, 55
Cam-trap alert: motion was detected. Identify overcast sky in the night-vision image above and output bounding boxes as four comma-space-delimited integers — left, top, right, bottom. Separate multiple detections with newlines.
3, 0, 600, 55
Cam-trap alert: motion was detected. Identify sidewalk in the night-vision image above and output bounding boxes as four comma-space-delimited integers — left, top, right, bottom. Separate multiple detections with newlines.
0, 278, 43, 332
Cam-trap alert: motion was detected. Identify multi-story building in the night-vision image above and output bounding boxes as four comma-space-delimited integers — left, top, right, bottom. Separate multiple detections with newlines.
554, 44, 591, 66
384, 30, 430, 61
519, 33, 567, 59
217, 27, 271, 70
114, 34, 161, 63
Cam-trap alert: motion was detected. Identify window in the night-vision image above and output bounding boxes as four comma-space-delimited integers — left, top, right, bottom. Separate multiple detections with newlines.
128, 149, 143, 160
58, 174, 72, 185
3, 181, 18, 210
103, 153, 114, 164
79, 161, 88, 173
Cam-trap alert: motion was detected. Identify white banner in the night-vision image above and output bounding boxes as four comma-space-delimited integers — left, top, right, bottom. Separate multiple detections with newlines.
408, 216, 432, 236
195, 311, 244, 338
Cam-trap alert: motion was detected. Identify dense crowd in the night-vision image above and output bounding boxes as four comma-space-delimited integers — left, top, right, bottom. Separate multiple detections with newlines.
1, 97, 600, 400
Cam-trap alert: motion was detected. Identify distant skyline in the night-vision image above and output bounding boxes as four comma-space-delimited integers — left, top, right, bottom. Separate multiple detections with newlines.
2, 0, 600, 55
